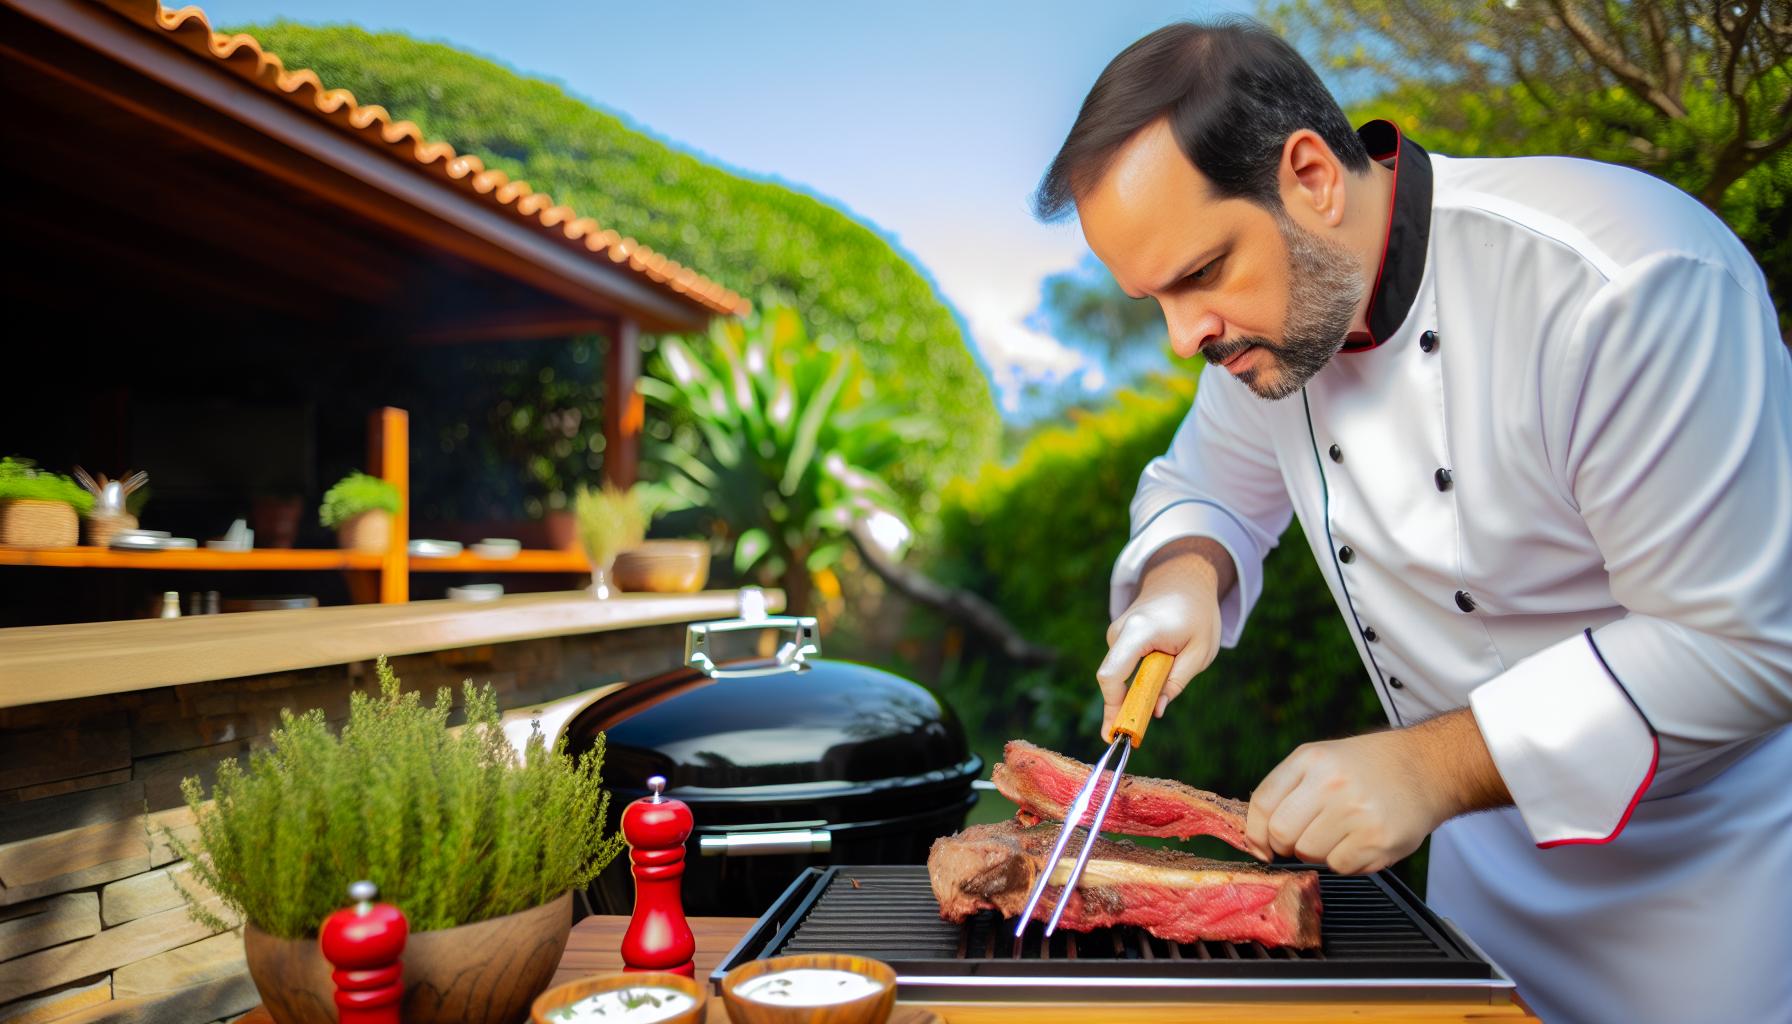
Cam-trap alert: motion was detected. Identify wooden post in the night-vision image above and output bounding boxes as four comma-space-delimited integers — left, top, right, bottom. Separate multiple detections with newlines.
603, 317, 642, 488
368, 407, 409, 604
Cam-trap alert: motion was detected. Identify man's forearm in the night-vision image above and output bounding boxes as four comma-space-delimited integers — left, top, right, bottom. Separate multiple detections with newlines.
1142, 535, 1239, 602
1403, 707, 1512, 817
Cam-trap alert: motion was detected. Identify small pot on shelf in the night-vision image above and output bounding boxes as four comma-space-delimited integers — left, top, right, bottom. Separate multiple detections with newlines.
335, 509, 391, 554
544, 509, 579, 551
0, 499, 79, 548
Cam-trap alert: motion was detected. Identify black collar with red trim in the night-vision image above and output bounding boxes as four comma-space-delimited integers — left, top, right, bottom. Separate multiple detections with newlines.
1341, 120, 1432, 353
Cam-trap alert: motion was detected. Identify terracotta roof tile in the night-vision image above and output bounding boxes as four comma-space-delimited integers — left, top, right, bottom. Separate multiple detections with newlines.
95, 0, 750, 318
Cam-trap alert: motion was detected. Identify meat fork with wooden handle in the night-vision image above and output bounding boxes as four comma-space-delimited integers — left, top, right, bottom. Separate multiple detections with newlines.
1013, 650, 1174, 938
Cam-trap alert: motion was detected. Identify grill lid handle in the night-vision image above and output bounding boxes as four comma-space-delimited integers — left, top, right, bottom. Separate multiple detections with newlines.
686, 613, 820, 678
698, 829, 832, 857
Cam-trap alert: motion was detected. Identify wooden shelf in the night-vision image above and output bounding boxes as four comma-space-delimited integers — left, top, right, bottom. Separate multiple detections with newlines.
0, 546, 592, 573
0, 589, 782, 708
409, 549, 589, 573
0, 546, 381, 570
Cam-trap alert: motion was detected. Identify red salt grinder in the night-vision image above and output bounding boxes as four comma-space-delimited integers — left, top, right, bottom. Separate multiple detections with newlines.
620, 774, 696, 977
319, 880, 407, 1024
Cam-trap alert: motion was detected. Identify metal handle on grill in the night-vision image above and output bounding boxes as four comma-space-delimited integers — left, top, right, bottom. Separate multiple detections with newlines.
697, 828, 832, 857
686, 615, 820, 678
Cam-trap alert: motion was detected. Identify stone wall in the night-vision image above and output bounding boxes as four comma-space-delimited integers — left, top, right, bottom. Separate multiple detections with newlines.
0, 623, 687, 1024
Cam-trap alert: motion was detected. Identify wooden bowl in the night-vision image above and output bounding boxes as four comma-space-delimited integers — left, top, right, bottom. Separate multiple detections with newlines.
531, 972, 705, 1024
245, 891, 570, 1024
614, 540, 710, 593
720, 954, 896, 1024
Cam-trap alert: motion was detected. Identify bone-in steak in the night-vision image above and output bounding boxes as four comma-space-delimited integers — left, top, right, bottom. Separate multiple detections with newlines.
928, 820, 1320, 948
992, 740, 1250, 850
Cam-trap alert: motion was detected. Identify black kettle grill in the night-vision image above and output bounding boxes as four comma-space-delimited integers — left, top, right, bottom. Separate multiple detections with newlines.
562, 601, 982, 917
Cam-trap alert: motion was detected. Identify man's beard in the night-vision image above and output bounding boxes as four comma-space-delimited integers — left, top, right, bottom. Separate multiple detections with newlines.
1202, 210, 1365, 400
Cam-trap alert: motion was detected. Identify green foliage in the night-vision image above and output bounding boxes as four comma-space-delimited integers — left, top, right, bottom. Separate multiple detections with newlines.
318, 471, 400, 528
0, 457, 94, 515
929, 374, 1376, 814
225, 22, 999, 500
573, 482, 648, 569
639, 302, 927, 608
172, 657, 624, 938
1268, 0, 1792, 330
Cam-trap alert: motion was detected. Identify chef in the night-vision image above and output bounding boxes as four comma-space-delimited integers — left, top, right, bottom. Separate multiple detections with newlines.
1036, 21, 1792, 1024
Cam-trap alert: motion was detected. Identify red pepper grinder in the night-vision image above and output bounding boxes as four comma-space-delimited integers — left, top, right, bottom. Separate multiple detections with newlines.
620, 775, 696, 977
319, 880, 407, 1024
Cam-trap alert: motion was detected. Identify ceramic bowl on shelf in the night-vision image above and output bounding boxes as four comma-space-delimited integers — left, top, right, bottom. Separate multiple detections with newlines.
530, 971, 705, 1024
471, 537, 521, 560
447, 583, 505, 602
719, 953, 897, 1024
408, 538, 463, 558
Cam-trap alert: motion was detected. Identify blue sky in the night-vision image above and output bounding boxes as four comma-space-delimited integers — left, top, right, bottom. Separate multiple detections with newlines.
201, 0, 1258, 414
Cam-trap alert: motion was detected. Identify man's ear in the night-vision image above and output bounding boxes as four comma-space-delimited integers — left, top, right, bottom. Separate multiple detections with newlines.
1281, 130, 1345, 227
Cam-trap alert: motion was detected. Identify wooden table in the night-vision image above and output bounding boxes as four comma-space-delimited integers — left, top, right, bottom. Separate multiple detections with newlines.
242, 915, 1543, 1023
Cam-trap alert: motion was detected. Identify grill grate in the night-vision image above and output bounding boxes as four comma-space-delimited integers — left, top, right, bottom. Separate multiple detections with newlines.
713, 863, 1518, 1002
772, 865, 1463, 967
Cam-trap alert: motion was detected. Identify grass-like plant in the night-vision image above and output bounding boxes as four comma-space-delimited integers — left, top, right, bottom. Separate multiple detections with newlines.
318, 471, 401, 528
0, 457, 95, 515
573, 482, 648, 569
171, 657, 625, 938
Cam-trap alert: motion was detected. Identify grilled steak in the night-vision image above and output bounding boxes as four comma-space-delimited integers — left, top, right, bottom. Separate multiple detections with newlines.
992, 740, 1250, 850
927, 820, 1321, 948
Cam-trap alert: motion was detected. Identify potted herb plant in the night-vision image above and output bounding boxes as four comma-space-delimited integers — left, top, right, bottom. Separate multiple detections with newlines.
172, 658, 625, 1024
319, 471, 401, 553
573, 482, 648, 598
0, 457, 93, 548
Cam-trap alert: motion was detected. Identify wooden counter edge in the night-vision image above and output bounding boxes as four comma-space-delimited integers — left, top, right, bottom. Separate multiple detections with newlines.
242, 914, 1541, 1024
0, 589, 783, 708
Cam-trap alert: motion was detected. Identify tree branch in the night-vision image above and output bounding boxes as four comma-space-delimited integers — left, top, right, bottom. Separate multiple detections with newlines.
845, 520, 1058, 666
1641, 0, 1684, 104
1547, 0, 1688, 118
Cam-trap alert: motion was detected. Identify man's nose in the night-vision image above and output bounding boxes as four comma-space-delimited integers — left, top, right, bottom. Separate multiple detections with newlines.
1165, 308, 1224, 360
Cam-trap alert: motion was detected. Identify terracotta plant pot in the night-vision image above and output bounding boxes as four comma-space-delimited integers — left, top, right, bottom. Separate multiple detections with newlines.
0, 499, 79, 548
336, 509, 391, 554
543, 509, 578, 551
243, 891, 571, 1024
614, 540, 711, 593
251, 495, 302, 549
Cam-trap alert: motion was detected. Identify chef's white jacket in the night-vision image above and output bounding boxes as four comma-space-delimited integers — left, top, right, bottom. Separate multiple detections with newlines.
1110, 122, 1792, 1024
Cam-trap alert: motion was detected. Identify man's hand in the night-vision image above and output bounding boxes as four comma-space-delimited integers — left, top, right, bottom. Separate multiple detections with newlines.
1098, 537, 1237, 739
1244, 708, 1512, 874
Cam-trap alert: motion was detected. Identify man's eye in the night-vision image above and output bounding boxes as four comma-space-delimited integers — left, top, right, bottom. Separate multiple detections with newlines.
1186, 258, 1222, 284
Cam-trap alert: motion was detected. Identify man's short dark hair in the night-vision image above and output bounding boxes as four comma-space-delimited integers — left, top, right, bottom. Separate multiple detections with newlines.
1034, 20, 1370, 222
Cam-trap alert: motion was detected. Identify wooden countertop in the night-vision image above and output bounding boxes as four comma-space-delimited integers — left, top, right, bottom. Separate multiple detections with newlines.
0, 589, 781, 708
240, 915, 1543, 1024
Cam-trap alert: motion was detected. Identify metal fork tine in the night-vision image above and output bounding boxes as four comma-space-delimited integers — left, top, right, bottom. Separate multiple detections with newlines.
1044, 741, 1130, 936
1012, 738, 1121, 937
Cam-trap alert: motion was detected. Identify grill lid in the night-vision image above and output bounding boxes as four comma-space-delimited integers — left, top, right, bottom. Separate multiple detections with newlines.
566, 651, 977, 801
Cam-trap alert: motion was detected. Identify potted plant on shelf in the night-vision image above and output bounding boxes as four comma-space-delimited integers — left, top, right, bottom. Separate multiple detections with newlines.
319, 471, 401, 553
172, 658, 625, 1024
573, 482, 648, 598
0, 457, 94, 549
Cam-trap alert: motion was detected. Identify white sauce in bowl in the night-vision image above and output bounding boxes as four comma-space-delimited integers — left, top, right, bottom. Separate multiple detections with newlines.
546, 986, 695, 1023
735, 967, 886, 1006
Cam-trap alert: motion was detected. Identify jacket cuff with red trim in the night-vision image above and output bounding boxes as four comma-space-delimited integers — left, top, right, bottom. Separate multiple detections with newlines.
1468, 630, 1659, 847
1108, 499, 1261, 648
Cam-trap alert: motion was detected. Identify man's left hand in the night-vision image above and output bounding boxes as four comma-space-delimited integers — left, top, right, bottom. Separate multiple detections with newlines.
1243, 708, 1512, 874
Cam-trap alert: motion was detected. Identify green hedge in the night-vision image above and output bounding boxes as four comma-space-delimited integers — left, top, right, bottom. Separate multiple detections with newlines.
925, 374, 1379, 845
229, 23, 998, 498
